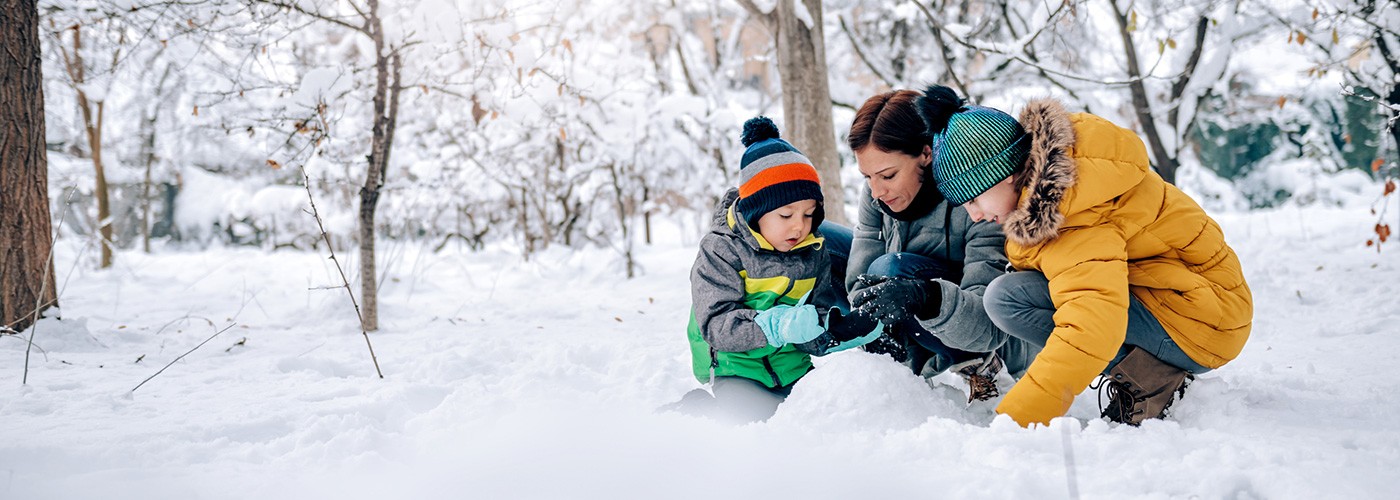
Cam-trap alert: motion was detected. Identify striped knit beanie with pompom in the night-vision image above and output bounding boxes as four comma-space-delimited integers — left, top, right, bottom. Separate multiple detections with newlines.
735, 116, 825, 228
916, 85, 1030, 205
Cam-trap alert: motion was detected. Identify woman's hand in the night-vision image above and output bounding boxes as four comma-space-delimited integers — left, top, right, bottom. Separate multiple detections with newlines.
850, 274, 943, 324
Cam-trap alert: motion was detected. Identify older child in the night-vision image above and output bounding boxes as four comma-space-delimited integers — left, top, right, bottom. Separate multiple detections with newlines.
916, 85, 1252, 427
675, 117, 883, 423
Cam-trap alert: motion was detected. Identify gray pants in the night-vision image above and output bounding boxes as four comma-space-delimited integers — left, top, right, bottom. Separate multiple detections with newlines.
660, 377, 791, 424
983, 271, 1211, 375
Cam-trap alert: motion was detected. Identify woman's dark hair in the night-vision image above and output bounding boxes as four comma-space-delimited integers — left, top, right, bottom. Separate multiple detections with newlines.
848, 90, 930, 158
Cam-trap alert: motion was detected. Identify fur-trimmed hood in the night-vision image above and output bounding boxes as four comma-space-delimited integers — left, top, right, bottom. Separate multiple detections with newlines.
999, 99, 1150, 247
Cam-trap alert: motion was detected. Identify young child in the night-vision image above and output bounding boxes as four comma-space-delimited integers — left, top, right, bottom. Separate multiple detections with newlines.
915, 85, 1252, 427
675, 116, 882, 423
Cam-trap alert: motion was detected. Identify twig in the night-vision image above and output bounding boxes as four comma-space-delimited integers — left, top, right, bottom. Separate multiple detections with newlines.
300, 166, 384, 378
839, 15, 895, 89
130, 322, 236, 393
23, 188, 76, 385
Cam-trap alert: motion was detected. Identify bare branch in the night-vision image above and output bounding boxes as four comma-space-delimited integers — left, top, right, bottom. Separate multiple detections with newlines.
131, 322, 237, 393
255, 0, 366, 34
19, 193, 72, 384
300, 167, 385, 378
913, 0, 1167, 86
839, 15, 895, 89
1110, 0, 1177, 179
1168, 16, 1211, 134
732, 0, 775, 32
1375, 27, 1400, 76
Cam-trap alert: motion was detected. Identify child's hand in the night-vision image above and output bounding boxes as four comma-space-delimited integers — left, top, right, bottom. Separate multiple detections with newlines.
792, 309, 884, 356
754, 304, 824, 347
824, 308, 882, 342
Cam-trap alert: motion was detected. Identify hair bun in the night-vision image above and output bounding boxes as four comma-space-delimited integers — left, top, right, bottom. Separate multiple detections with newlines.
915, 84, 965, 135
741, 116, 780, 147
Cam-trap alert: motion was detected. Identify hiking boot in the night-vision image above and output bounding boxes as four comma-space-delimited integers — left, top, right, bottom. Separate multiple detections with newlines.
948, 351, 1004, 402
1100, 347, 1191, 425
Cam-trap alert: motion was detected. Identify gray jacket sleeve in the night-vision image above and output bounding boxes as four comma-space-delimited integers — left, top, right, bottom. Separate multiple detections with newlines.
809, 246, 840, 311
845, 185, 887, 298
691, 236, 769, 352
918, 217, 1011, 352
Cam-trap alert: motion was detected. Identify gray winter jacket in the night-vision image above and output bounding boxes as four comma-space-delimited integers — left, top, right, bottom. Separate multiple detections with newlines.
691, 188, 842, 350
846, 184, 1010, 351
687, 188, 841, 387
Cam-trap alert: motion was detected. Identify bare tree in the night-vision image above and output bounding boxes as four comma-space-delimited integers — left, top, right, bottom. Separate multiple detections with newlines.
1287, 0, 1400, 161
1, 0, 59, 333
1108, 1, 1213, 184
256, 0, 404, 331
53, 22, 123, 268
898, 0, 1234, 185
736, 0, 848, 224
138, 59, 175, 254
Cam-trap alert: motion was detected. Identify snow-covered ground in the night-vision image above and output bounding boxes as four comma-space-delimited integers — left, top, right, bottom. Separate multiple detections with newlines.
3, 203, 1398, 499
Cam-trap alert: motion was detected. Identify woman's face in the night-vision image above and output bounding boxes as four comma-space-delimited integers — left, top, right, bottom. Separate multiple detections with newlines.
962, 176, 1020, 224
856, 145, 931, 213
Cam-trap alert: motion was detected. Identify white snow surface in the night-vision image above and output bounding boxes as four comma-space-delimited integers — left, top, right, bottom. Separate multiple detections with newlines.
3, 206, 1399, 499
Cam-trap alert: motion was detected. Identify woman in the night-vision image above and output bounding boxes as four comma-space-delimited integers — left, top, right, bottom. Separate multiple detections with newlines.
823, 89, 1039, 402
914, 84, 1253, 426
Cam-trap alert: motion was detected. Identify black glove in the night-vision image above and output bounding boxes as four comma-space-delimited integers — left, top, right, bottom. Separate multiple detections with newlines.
850, 274, 943, 324
823, 308, 881, 343
793, 308, 884, 356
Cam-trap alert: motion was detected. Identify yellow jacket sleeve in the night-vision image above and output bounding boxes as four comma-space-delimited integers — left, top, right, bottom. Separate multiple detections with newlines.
997, 222, 1130, 426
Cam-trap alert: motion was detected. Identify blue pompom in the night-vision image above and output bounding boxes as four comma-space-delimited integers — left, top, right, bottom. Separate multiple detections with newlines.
741, 116, 780, 147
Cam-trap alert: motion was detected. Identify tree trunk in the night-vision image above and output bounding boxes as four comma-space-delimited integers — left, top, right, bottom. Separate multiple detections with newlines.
1379, 24, 1400, 161
64, 27, 114, 267
358, 0, 402, 332
1111, 0, 1180, 184
1389, 85, 1400, 161
776, 0, 847, 224
140, 64, 173, 254
1, 0, 59, 333
642, 184, 652, 245
606, 162, 635, 279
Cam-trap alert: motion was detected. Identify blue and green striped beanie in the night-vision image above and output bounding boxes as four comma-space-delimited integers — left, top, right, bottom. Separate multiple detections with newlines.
929, 105, 1029, 205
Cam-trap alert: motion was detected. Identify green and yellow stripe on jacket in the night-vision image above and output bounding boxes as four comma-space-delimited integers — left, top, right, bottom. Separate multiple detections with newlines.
687, 192, 838, 389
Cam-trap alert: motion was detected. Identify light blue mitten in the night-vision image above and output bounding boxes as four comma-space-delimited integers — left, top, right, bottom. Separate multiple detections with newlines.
754, 304, 824, 347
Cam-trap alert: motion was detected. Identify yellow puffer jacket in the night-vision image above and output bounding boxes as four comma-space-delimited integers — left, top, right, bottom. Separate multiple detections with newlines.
994, 99, 1253, 427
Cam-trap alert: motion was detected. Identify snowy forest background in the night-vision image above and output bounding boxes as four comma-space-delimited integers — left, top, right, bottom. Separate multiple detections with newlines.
4, 0, 1400, 497
32, 0, 1399, 281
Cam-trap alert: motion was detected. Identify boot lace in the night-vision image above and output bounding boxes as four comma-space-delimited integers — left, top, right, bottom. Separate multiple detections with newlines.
1093, 375, 1142, 424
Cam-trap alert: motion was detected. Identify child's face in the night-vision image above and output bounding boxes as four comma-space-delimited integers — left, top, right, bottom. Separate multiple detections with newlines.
963, 176, 1019, 224
756, 199, 818, 252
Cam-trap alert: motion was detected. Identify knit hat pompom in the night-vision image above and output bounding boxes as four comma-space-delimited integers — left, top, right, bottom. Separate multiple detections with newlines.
916, 84, 965, 136
741, 116, 780, 147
